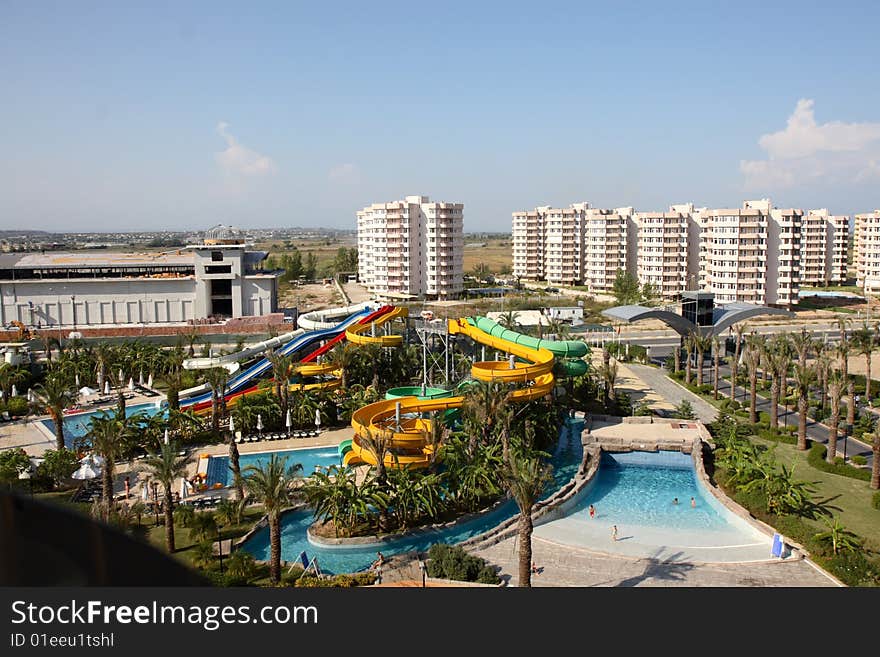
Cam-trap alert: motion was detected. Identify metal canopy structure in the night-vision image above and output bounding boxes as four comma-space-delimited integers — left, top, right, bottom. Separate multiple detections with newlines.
602, 301, 792, 337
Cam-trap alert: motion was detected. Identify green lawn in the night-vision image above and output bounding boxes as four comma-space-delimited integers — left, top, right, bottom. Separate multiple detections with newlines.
750, 437, 880, 551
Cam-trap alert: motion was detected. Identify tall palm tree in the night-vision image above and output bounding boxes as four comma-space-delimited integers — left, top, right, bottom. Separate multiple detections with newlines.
34, 374, 75, 451
790, 328, 813, 369
358, 425, 396, 487
243, 455, 301, 584
693, 333, 711, 387
162, 346, 186, 411
814, 341, 831, 412
711, 336, 722, 400
93, 343, 114, 394
767, 336, 792, 429
87, 410, 140, 522
203, 367, 229, 433
461, 381, 509, 456
142, 441, 188, 552
851, 324, 874, 404
826, 372, 845, 464
683, 333, 695, 385
266, 350, 294, 421
742, 336, 763, 424
595, 360, 618, 407
836, 330, 855, 428
503, 449, 552, 588
793, 364, 815, 451
730, 323, 746, 399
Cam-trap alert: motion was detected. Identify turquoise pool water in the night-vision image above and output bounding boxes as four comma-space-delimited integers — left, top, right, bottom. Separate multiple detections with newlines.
240, 418, 584, 574
574, 451, 728, 530
41, 402, 165, 448
207, 447, 342, 487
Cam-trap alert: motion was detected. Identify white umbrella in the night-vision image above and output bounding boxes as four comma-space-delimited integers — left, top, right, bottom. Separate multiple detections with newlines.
164, 428, 170, 445
27, 389, 33, 402
11, 384, 17, 397
285, 409, 292, 431
118, 368, 124, 385
103, 380, 110, 395
139, 370, 144, 385
147, 373, 154, 389
229, 415, 235, 433
72, 463, 98, 480
142, 483, 149, 501
256, 414, 263, 432
128, 377, 135, 392
75, 373, 80, 387
315, 408, 322, 430
180, 478, 187, 500
79, 386, 97, 396
80, 453, 105, 468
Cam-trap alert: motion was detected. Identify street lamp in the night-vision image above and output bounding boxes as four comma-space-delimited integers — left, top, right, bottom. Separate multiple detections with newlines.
70, 295, 76, 332
843, 423, 852, 462
418, 559, 427, 588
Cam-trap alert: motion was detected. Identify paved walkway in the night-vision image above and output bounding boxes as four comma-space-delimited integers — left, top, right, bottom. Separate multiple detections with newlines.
619, 363, 718, 423
473, 535, 839, 587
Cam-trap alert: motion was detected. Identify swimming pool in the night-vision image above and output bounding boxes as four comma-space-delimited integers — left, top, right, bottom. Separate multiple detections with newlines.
41, 402, 166, 448
207, 447, 342, 487
533, 450, 770, 562
239, 418, 585, 574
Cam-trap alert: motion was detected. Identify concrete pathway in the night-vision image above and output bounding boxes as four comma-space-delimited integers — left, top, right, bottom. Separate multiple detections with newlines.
473, 535, 839, 587
621, 363, 718, 423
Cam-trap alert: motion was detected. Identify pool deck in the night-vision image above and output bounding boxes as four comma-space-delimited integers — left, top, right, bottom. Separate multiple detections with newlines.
472, 535, 840, 586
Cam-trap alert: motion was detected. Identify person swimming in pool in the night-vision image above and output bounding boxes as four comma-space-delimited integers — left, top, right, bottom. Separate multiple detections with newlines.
673, 497, 679, 505
588, 504, 596, 518
691, 497, 696, 508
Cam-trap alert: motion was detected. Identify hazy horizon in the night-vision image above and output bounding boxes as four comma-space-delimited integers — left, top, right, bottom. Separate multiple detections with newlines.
2, 2, 879, 233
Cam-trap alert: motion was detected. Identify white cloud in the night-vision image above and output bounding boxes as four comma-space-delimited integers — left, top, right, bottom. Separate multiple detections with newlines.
215, 121, 276, 177
328, 163, 360, 184
740, 99, 880, 189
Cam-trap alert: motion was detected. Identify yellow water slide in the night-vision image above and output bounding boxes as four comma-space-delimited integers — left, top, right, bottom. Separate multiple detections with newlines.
344, 306, 409, 346
345, 317, 556, 469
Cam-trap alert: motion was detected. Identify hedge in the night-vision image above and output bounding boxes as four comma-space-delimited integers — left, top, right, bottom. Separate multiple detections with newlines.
756, 428, 798, 445
873, 491, 880, 511
807, 443, 872, 481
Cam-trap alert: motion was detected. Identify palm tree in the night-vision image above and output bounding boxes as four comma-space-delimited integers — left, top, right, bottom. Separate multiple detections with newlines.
729, 323, 747, 402
162, 347, 186, 411
870, 432, 879, 490
0, 363, 29, 400
826, 372, 845, 464
836, 335, 855, 428
461, 381, 509, 456
742, 337, 763, 424
693, 333, 711, 387
851, 324, 874, 404
87, 410, 140, 522
203, 367, 229, 433
503, 449, 552, 588
358, 425, 396, 487
813, 516, 862, 555
243, 455, 302, 584
790, 328, 813, 369
496, 310, 521, 329
34, 374, 75, 451
595, 361, 618, 407
142, 441, 188, 552
793, 364, 815, 451
683, 333, 695, 385
767, 336, 792, 429
814, 341, 831, 412
266, 351, 294, 420
711, 336, 721, 400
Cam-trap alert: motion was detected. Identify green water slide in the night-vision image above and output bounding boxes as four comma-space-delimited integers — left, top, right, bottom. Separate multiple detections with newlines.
338, 439, 353, 458
384, 386, 453, 400
468, 317, 589, 376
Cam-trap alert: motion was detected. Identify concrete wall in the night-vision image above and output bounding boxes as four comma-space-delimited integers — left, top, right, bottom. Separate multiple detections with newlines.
0, 278, 197, 326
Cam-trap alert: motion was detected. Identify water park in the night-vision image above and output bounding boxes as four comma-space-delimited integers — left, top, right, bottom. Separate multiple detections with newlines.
1, 299, 870, 587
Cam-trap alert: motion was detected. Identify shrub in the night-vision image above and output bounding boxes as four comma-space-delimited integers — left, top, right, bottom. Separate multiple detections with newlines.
426, 544, 499, 583
807, 444, 871, 481
872, 491, 880, 510
673, 400, 695, 420
6, 397, 28, 417
850, 455, 867, 466
758, 411, 771, 426
293, 572, 375, 588
756, 428, 798, 445
818, 552, 880, 587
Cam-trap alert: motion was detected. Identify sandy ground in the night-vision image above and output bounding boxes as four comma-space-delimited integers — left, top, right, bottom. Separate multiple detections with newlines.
279, 282, 345, 313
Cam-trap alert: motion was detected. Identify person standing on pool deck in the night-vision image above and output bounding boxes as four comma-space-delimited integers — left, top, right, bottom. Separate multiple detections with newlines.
611, 525, 618, 541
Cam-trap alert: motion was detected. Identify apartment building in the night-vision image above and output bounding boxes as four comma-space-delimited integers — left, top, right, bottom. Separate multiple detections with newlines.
801, 209, 849, 286
635, 204, 701, 299
855, 210, 880, 293
512, 203, 634, 291
356, 195, 464, 299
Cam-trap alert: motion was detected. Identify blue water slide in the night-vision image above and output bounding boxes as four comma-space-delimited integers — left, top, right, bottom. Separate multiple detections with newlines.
179, 307, 374, 408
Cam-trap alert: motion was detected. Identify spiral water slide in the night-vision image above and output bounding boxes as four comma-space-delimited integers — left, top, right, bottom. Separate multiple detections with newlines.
179, 304, 382, 412
345, 316, 587, 469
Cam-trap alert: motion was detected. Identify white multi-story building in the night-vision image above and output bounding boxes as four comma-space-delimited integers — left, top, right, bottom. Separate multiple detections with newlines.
635, 204, 701, 299
855, 210, 880, 293
512, 203, 634, 290
801, 209, 849, 286
356, 195, 463, 299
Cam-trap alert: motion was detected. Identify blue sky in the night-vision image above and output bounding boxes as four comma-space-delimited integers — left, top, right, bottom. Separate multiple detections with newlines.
2, 1, 879, 232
